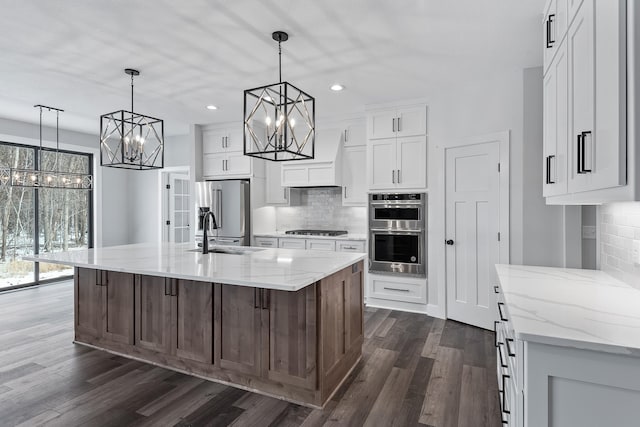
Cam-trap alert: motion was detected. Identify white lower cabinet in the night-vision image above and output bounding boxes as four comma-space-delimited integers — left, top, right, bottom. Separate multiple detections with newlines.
495, 284, 640, 427
305, 239, 336, 251
254, 236, 366, 254
336, 240, 366, 253
368, 274, 426, 304
277, 238, 306, 250
254, 237, 277, 248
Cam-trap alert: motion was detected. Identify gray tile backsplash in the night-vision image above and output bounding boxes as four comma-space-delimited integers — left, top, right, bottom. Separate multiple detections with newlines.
276, 187, 367, 233
600, 202, 640, 289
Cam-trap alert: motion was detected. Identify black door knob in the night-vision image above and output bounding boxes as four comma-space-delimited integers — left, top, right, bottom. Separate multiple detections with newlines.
445, 239, 454, 245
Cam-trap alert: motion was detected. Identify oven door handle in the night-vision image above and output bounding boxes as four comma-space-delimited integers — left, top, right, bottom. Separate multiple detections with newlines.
370, 228, 423, 233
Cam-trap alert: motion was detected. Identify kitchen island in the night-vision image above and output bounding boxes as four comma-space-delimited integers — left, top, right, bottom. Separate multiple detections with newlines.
25, 242, 366, 408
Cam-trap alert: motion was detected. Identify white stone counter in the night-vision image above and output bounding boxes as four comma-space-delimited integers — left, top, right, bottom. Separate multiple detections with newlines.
24, 242, 366, 292
495, 264, 640, 356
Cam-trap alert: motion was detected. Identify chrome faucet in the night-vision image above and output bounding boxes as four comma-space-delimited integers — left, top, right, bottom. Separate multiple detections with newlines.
202, 211, 218, 254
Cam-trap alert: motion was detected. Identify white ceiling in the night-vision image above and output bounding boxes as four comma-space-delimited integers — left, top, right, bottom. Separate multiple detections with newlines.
0, 0, 544, 135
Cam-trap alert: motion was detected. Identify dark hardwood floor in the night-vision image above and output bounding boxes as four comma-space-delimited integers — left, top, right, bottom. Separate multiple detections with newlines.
0, 281, 500, 427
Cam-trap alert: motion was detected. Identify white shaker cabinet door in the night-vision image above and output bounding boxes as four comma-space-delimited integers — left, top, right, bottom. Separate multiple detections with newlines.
203, 153, 225, 177
567, 0, 594, 194
225, 152, 252, 177
543, 40, 568, 197
342, 146, 367, 206
368, 138, 396, 190
265, 161, 288, 205
368, 110, 397, 140
395, 106, 426, 138
396, 136, 426, 190
278, 238, 306, 250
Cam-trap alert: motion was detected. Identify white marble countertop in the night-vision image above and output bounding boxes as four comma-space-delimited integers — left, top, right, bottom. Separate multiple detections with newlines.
496, 264, 640, 356
254, 232, 367, 241
24, 242, 366, 291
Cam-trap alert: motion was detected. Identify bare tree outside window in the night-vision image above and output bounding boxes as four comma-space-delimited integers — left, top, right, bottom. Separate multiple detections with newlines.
0, 142, 92, 288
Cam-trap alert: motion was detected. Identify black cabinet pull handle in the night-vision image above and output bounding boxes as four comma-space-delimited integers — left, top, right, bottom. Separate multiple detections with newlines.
494, 285, 500, 294
506, 338, 516, 357
494, 321, 500, 347
498, 302, 507, 321
546, 155, 556, 184
546, 14, 555, 48
581, 131, 592, 173
498, 342, 508, 368
501, 375, 511, 414
577, 133, 583, 174
164, 279, 170, 296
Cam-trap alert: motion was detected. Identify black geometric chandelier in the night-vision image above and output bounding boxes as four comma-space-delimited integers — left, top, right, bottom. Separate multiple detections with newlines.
244, 31, 315, 161
100, 68, 164, 170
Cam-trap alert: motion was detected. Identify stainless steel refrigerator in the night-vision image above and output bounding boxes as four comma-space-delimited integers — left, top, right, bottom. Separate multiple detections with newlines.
195, 179, 250, 246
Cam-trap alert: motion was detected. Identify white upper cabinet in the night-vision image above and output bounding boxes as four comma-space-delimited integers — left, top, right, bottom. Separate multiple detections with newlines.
368, 110, 398, 140
543, 0, 568, 74
202, 124, 255, 179
281, 127, 342, 187
367, 104, 427, 191
368, 106, 426, 140
265, 161, 289, 205
543, 39, 569, 197
341, 119, 366, 147
544, 0, 629, 204
342, 146, 367, 206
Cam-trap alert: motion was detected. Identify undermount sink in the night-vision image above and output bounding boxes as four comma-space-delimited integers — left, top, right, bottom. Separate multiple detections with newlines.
186, 247, 264, 255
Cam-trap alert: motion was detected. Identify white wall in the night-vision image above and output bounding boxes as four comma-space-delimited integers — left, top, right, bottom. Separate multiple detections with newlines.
126, 133, 194, 244
0, 117, 130, 247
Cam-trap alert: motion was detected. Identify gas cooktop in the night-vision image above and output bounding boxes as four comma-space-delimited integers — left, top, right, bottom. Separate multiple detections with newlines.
285, 229, 348, 237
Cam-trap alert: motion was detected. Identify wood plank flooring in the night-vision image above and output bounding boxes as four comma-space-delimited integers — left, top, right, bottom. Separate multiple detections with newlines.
0, 281, 501, 427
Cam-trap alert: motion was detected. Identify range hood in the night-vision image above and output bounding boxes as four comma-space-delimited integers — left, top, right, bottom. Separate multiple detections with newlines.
281, 128, 343, 187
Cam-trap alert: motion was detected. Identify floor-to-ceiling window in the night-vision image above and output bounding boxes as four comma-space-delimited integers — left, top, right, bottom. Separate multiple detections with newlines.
0, 141, 93, 289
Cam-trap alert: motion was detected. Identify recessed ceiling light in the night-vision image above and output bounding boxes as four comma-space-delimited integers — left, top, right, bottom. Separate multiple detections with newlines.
206, 105, 218, 110
330, 84, 344, 91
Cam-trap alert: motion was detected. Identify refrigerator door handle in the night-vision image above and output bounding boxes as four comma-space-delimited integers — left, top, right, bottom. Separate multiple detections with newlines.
215, 189, 222, 229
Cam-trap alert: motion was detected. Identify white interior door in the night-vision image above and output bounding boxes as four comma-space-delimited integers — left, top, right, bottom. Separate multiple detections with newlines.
445, 141, 500, 329
168, 173, 190, 243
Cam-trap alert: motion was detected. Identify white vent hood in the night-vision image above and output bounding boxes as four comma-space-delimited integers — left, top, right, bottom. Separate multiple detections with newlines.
281, 127, 343, 187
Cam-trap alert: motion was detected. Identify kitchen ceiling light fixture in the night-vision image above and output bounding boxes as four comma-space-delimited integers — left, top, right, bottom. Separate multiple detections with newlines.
100, 68, 164, 170
330, 84, 344, 91
9, 105, 93, 190
244, 31, 315, 161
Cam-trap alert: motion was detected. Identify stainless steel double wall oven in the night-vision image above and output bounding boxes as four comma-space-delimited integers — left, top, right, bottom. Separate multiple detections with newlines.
368, 193, 426, 276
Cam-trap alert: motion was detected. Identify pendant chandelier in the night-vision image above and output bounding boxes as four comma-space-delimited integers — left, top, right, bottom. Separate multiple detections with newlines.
100, 68, 164, 170
9, 105, 93, 190
244, 31, 315, 161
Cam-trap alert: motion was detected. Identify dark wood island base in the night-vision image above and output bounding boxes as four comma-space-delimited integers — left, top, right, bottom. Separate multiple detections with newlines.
73, 261, 364, 408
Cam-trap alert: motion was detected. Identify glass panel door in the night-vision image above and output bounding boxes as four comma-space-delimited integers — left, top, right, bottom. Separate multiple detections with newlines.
0, 142, 93, 289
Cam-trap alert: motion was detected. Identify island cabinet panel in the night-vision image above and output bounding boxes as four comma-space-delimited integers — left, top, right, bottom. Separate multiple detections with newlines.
174, 279, 214, 364
74, 268, 134, 346
135, 275, 172, 354
75, 268, 102, 338
217, 284, 262, 376
319, 261, 364, 400
264, 284, 317, 390
102, 271, 135, 345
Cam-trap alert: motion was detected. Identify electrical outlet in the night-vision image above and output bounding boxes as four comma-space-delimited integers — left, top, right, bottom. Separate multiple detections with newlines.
582, 226, 596, 240
633, 240, 640, 265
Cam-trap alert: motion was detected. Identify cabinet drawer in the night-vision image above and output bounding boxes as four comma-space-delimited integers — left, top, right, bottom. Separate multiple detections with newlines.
278, 238, 306, 250
254, 237, 277, 248
370, 276, 426, 304
336, 240, 366, 253
305, 239, 336, 251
